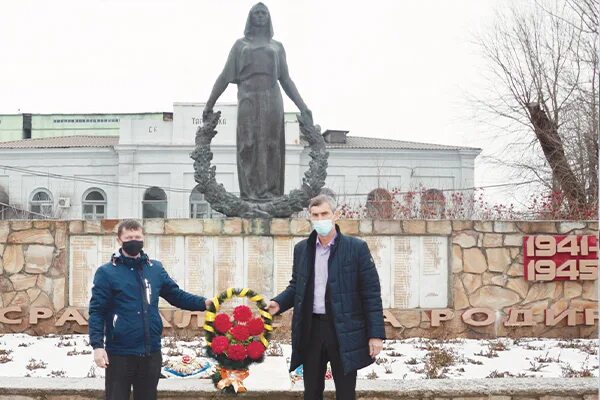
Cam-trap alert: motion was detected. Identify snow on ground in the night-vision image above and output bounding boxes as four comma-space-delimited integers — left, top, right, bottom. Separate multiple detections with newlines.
0, 334, 597, 389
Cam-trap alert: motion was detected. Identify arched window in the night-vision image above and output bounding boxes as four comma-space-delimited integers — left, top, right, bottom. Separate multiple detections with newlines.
421, 189, 446, 218
30, 188, 53, 217
142, 186, 167, 218
366, 188, 393, 219
190, 185, 211, 218
82, 188, 107, 220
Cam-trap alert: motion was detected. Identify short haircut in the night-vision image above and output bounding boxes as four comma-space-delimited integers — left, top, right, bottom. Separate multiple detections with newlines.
308, 194, 337, 213
117, 219, 144, 237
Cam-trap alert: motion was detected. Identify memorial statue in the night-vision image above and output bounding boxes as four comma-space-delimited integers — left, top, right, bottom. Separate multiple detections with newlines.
193, 3, 327, 218
202, 2, 312, 202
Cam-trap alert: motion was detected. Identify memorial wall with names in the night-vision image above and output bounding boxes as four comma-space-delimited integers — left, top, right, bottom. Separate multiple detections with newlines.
0, 218, 597, 339
68, 234, 449, 310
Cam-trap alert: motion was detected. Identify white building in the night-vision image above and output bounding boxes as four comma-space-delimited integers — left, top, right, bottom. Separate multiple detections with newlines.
0, 103, 480, 219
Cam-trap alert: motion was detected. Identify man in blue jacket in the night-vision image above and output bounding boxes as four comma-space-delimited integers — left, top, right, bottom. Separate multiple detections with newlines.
268, 195, 385, 400
89, 219, 210, 400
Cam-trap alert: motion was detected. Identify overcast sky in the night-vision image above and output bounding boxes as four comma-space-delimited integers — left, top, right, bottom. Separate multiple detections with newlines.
0, 0, 529, 205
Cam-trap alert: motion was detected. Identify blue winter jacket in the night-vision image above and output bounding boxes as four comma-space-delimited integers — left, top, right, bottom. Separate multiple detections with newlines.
88, 250, 206, 356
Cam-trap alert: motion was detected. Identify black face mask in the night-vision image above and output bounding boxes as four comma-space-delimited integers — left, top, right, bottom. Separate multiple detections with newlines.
122, 240, 144, 257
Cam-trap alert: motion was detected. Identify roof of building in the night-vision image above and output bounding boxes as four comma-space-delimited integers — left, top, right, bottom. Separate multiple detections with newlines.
0, 135, 119, 149
0, 134, 481, 152
327, 136, 480, 151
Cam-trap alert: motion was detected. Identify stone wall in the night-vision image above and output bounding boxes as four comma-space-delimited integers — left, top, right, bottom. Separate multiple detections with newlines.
0, 220, 69, 334
384, 220, 598, 339
0, 219, 597, 338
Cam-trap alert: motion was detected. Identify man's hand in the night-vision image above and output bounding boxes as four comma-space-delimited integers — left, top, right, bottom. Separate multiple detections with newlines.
267, 300, 280, 315
369, 338, 383, 358
205, 298, 213, 310
94, 348, 109, 368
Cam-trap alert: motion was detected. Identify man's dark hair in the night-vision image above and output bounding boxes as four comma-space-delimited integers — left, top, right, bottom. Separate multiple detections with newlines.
117, 219, 144, 237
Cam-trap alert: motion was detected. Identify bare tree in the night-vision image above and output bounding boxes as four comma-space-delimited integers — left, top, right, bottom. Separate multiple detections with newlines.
475, 0, 598, 212
566, 0, 599, 33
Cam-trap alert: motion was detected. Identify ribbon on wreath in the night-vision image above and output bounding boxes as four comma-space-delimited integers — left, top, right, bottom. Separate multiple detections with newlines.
216, 368, 250, 393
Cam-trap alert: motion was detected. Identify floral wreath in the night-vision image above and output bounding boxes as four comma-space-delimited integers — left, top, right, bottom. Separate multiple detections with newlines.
204, 287, 273, 393
191, 111, 329, 218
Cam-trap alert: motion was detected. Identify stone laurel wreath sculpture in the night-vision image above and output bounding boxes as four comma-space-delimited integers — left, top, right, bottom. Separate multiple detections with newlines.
203, 288, 273, 394
191, 110, 328, 218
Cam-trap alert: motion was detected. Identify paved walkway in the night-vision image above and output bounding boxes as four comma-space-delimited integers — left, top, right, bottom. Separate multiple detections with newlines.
0, 377, 597, 399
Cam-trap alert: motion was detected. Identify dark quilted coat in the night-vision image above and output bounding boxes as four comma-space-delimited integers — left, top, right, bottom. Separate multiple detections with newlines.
273, 226, 385, 375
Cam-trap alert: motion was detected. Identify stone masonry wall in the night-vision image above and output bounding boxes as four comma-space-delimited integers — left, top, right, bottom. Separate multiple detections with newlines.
0, 220, 68, 334
0, 219, 597, 338
384, 220, 598, 339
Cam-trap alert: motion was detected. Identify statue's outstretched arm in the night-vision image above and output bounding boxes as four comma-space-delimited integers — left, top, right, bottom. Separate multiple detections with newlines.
280, 75, 313, 125
280, 75, 308, 113
204, 74, 229, 118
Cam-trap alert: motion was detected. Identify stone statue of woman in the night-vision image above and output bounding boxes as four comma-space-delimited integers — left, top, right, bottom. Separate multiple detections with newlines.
203, 2, 312, 202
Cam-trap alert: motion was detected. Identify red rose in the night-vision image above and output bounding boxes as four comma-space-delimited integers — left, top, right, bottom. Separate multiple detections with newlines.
233, 305, 253, 322
227, 344, 247, 361
214, 313, 232, 334
247, 341, 265, 360
211, 336, 229, 355
230, 324, 250, 342
247, 318, 265, 336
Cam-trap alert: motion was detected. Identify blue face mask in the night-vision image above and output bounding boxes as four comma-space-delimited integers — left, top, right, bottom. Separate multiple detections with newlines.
312, 219, 334, 236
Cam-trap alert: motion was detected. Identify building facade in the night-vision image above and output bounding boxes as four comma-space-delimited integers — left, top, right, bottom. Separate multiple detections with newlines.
0, 103, 480, 219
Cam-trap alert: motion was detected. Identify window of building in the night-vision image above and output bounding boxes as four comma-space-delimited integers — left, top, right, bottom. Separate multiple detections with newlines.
420, 189, 446, 218
190, 185, 211, 218
366, 188, 394, 219
30, 188, 53, 217
82, 188, 107, 220
53, 118, 119, 124
142, 186, 167, 218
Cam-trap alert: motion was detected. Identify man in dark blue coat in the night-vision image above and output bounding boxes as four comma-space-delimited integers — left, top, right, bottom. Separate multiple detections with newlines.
89, 219, 210, 400
268, 195, 385, 400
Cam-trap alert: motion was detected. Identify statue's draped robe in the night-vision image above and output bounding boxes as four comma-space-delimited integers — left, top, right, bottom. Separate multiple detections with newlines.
222, 38, 289, 201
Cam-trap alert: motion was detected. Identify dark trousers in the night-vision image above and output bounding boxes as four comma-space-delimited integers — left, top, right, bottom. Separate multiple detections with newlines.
105, 352, 162, 400
303, 315, 357, 400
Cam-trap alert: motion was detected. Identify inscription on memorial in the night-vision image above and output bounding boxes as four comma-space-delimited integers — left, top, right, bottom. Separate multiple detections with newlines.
524, 235, 598, 281
185, 236, 214, 296
69, 234, 448, 308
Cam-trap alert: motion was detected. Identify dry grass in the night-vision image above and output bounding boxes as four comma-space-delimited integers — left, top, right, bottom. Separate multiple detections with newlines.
422, 346, 456, 379
487, 340, 509, 352
0, 349, 12, 364
365, 370, 379, 379
533, 352, 560, 364
561, 363, 594, 378
386, 351, 403, 357
265, 342, 284, 357
474, 348, 499, 358
26, 358, 48, 370
66, 348, 91, 356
